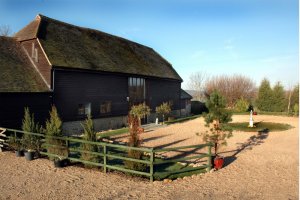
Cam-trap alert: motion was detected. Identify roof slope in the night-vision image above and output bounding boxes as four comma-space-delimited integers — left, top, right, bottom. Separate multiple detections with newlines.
15, 15, 182, 81
181, 89, 193, 99
0, 37, 49, 92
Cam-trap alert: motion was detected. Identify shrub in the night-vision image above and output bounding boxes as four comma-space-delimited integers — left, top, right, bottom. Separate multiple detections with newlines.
293, 104, 299, 116
272, 82, 286, 112
200, 91, 233, 155
80, 115, 100, 167
125, 115, 146, 171
21, 107, 43, 153
155, 102, 172, 124
130, 103, 151, 126
45, 106, 67, 161
256, 79, 273, 111
234, 98, 249, 112
8, 136, 22, 151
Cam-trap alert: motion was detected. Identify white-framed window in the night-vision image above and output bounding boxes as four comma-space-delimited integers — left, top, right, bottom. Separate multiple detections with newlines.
100, 101, 111, 114
128, 77, 145, 103
78, 103, 91, 116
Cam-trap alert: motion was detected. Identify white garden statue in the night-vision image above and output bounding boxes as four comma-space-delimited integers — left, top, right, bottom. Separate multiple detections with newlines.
248, 110, 254, 127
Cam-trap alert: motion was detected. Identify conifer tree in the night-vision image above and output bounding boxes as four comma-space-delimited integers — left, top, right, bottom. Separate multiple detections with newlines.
256, 78, 273, 111
45, 106, 67, 160
21, 107, 42, 152
291, 85, 299, 108
200, 91, 232, 155
80, 115, 99, 167
272, 82, 286, 112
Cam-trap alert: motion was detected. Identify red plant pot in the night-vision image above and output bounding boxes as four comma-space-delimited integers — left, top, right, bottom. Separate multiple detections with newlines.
253, 112, 257, 115
214, 156, 224, 170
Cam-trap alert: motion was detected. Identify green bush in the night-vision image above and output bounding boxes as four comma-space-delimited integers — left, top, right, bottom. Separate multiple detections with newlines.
21, 107, 43, 153
234, 98, 249, 112
200, 91, 233, 155
156, 102, 172, 124
256, 79, 273, 111
293, 104, 299, 116
45, 106, 67, 161
130, 103, 151, 126
80, 115, 100, 167
8, 136, 22, 151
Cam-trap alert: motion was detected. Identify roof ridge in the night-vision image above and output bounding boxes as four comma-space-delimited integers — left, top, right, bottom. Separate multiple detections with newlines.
33, 14, 183, 81
37, 14, 153, 50
14, 16, 41, 41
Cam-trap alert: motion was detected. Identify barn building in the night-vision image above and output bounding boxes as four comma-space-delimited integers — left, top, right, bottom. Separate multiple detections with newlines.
0, 14, 191, 134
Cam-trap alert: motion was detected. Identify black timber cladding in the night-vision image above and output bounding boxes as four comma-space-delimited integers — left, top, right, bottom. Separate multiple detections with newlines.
146, 79, 181, 111
53, 68, 181, 121
0, 92, 52, 129
53, 69, 129, 121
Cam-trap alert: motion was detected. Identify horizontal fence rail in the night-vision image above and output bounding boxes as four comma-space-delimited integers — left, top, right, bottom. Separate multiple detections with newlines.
2, 127, 212, 181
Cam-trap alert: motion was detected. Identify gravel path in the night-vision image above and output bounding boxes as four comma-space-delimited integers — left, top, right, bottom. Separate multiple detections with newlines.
0, 115, 298, 200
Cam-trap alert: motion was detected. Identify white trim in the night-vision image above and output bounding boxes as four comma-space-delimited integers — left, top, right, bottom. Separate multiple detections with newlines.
21, 45, 51, 89
36, 38, 52, 66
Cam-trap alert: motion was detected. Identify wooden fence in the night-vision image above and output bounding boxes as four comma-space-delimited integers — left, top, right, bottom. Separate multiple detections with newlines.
2, 128, 212, 182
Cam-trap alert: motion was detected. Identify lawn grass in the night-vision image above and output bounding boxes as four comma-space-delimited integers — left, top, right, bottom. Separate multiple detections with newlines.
227, 122, 293, 132
232, 111, 291, 116
153, 161, 206, 180
97, 127, 129, 138
165, 114, 202, 125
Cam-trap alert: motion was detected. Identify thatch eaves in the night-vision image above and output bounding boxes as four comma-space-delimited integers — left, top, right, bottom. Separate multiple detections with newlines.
15, 14, 182, 81
0, 36, 49, 92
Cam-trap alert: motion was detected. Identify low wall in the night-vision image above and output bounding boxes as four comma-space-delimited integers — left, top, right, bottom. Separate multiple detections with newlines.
62, 115, 128, 136
147, 110, 181, 123
63, 109, 184, 136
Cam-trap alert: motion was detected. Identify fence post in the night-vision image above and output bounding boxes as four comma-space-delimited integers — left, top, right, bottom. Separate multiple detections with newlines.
150, 148, 154, 182
65, 139, 69, 157
207, 143, 212, 172
103, 144, 107, 173
14, 131, 17, 139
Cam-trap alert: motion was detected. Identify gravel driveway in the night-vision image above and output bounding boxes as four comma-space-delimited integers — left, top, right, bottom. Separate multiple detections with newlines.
0, 115, 298, 200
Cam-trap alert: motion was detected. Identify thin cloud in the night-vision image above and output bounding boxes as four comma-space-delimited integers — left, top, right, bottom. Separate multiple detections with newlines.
223, 38, 238, 59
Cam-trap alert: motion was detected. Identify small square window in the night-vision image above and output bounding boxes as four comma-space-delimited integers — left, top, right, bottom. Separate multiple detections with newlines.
78, 103, 91, 116
100, 101, 111, 114
78, 104, 84, 115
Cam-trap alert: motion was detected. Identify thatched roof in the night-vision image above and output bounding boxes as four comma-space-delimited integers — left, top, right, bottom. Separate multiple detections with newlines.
15, 14, 182, 81
0, 36, 49, 92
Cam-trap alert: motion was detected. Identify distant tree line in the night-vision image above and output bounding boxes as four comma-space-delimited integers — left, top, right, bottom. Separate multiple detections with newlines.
256, 79, 298, 114
188, 71, 299, 115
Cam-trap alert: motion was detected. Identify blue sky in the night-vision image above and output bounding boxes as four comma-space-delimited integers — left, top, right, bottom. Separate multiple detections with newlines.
0, 0, 298, 89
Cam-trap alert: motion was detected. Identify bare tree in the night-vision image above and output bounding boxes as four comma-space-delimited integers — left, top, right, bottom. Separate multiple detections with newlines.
205, 74, 256, 108
0, 25, 12, 36
187, 71, 208, 101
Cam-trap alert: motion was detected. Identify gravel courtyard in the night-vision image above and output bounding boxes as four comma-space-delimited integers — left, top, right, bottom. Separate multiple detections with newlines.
0, 115, 298, 200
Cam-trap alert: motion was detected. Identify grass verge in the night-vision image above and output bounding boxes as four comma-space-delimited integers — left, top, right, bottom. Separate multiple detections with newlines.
165, 114, 202, 125
97, 127, 129, 138
227, 122, 293, 132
